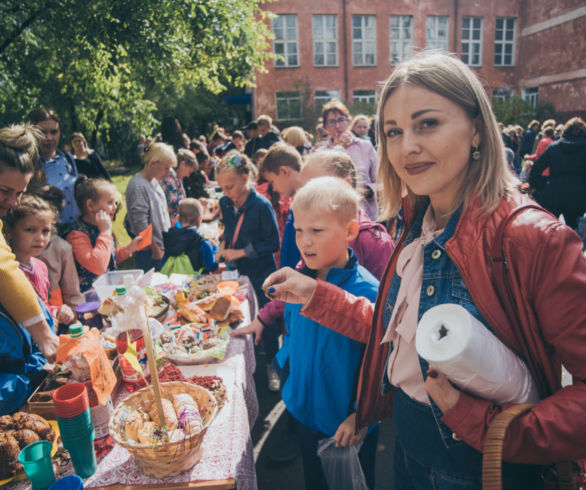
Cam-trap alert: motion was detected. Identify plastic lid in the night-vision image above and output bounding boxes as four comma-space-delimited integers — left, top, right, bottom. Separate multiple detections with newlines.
69, 324, 84, 338
115, 286, 127, 296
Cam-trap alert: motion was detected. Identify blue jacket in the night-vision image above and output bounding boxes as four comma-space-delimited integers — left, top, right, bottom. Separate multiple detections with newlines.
0, 302, 54, 415
280, 210, 300, 269
219, 188, 280, 288
280, 251, 379, 436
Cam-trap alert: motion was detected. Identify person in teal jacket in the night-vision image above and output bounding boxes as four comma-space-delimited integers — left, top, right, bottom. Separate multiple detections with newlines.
274, 177, 379, 490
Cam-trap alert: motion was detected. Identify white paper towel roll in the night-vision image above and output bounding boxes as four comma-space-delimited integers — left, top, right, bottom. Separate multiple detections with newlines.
415, 303, 539, 404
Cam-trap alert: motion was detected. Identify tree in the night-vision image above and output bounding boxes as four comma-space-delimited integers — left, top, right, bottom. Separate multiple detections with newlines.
0, 0, 273, 160
491, 96, 535, 127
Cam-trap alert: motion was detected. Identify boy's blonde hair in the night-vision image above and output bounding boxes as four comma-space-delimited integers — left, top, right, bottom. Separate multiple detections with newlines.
142, 142, 177, 167
256, 114, 272, 128
178, 198, 203, 225
292, 176, 359, 225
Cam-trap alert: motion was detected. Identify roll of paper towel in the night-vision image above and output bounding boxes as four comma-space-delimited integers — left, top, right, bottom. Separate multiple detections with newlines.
415, 303, 539, 404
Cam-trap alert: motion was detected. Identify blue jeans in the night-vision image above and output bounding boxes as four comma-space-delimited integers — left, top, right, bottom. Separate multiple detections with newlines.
134, 249, 162, 272
392, 388, 541, 490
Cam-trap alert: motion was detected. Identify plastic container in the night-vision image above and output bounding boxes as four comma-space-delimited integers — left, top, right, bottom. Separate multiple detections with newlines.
217, 280, 240, 295
74, 302, 103, 329
17, 440, 55, 490
61, 428, 97, 478
92, 269, 144, 302
48, 475, 83, 490
56, 409, 92, 430
53, 383, 89, 418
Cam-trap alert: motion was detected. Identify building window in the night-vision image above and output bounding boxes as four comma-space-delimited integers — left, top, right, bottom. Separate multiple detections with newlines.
461, 16, 483, 66
315, 90, 340, 113
276, 91, 301, 120
352, 15, 376, 66
390, 15, 413, 65
273, 15, 299, 67
313, 15, 338, 67
353, 90, 377, 105
426, 15, 449, 50
494, 18, 515, 66
522, 87, 538, 108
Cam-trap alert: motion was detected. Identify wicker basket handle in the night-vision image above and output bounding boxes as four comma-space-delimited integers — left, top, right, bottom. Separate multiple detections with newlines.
482, 403, 576, 490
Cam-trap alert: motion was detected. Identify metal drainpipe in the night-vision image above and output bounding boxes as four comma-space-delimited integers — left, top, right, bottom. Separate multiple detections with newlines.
453, 0, 459, 54
342, 0, 349, 103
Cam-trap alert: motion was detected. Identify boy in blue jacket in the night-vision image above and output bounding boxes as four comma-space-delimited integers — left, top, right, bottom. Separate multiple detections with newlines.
275, 176, 379, 489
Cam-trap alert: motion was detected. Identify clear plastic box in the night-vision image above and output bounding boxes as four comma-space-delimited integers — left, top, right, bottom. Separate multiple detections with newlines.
92, 270, 144, 302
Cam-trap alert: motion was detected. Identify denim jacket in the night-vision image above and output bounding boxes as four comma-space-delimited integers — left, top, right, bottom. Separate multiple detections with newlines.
380, 203, 493, 448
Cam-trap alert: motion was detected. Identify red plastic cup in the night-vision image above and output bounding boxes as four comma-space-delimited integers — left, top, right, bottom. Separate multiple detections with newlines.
53, 383, 89, 418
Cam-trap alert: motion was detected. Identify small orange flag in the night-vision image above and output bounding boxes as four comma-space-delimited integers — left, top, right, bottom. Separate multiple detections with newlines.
135, 224, 153, 250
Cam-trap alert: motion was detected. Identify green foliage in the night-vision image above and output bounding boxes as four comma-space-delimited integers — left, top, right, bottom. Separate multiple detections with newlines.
0, 0, 273, 160
491, 96, 536, 127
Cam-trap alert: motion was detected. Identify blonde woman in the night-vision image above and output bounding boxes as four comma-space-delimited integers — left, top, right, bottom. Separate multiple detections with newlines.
281, 126, 307, 155
264, 52, 586, 488
124, 142, 174, 271
70, 132, 111, 181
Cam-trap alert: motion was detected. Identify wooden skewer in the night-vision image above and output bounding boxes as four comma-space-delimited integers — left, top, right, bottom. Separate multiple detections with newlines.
141, 307, 166, 428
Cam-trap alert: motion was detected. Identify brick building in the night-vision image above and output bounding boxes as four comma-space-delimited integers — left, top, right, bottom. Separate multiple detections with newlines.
252, 0, 586, 126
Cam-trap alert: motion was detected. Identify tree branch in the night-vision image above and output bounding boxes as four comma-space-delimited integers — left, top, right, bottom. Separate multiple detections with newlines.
0, 13, 38, 55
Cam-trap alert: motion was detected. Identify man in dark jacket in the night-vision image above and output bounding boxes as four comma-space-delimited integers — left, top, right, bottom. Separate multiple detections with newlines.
529, 117, 586, 230
519, 120, 540, 157
256, 115, 280, 150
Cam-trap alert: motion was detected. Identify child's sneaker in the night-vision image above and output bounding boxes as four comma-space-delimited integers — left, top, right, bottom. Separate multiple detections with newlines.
266, 363, 280, 392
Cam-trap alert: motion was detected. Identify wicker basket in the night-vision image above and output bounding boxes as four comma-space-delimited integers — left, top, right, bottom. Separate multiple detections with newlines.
109, 381, 217, 478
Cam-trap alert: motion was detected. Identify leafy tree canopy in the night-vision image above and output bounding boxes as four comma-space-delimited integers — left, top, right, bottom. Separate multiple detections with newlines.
0, 0, 273, 159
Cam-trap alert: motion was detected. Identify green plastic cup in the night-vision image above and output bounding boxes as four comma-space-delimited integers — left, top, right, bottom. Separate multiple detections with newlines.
17, 440, 55, 490
61, 428, 97, 478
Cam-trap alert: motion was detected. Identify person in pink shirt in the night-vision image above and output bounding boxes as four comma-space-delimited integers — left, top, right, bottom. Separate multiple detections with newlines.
4, 194, 75, 325
525, 127, 555, 162
65, 177, 142, 292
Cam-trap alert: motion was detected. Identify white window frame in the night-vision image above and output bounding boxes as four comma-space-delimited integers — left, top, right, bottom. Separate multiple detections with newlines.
353, 90, 377, 106
390, 15, 414, 65
314, 90, 340, 112
276, 91, 302, 121
461, 16, 483, 67
313, 15, 338, 67
522, 87, 538, 108
272, 15, 300, 68
352, 15, 376, 66
494, 17, 516, 67
426, 15, 449, 51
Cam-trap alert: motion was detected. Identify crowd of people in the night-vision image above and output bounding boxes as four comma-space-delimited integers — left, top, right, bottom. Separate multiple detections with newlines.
0, 51, 585, 489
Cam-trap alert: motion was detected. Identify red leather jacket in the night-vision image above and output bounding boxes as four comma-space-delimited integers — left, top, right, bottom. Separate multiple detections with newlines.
302, 190, 586, 465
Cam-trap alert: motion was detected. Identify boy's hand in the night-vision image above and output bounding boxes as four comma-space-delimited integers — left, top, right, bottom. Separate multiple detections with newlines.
56, 305, 75, 324
126, 235, 144, 254
333, 413, 367, 448
230, 317, 264, 345
263, 267, 317, 304
95, 210, 112, 234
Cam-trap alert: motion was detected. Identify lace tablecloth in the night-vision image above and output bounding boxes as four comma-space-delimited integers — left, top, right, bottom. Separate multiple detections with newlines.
82, 324, 259, 489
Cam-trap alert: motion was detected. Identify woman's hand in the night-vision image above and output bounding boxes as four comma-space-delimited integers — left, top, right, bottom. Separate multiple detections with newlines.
424, 369, 461, 413
262, 267, 317, 304
151, 242, 164, 260
333, 413, 367, 448
56, 305, 74, 324
230, 317, 264, 345
338, 131, 354, 149
126, 235, 144, 254
95, 210, 112, 234
26, 319, 59, 362
221, 248, 245, 262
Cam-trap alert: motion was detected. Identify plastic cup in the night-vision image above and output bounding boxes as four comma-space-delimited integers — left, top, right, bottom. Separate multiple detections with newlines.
17, 440, 55, 490
48, 475, 84, 490
61, 428, 97, 478
56, 409, 92, 430
53, 383, 89, 418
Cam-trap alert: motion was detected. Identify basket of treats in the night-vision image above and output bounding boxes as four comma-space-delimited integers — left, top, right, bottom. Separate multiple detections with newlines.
109, 381, 217, 477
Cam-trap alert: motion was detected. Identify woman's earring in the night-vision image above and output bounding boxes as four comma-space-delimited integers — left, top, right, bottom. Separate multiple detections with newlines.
472, 146, 480, 160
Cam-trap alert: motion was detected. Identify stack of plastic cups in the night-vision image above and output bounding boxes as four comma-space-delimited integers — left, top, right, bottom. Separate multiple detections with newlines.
53, 383, 97, 478
17, 440, 55, 489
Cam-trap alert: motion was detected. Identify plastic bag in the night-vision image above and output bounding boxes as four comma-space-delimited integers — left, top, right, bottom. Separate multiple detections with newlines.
317, 437, 368, 490
161, 253, 196, 276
